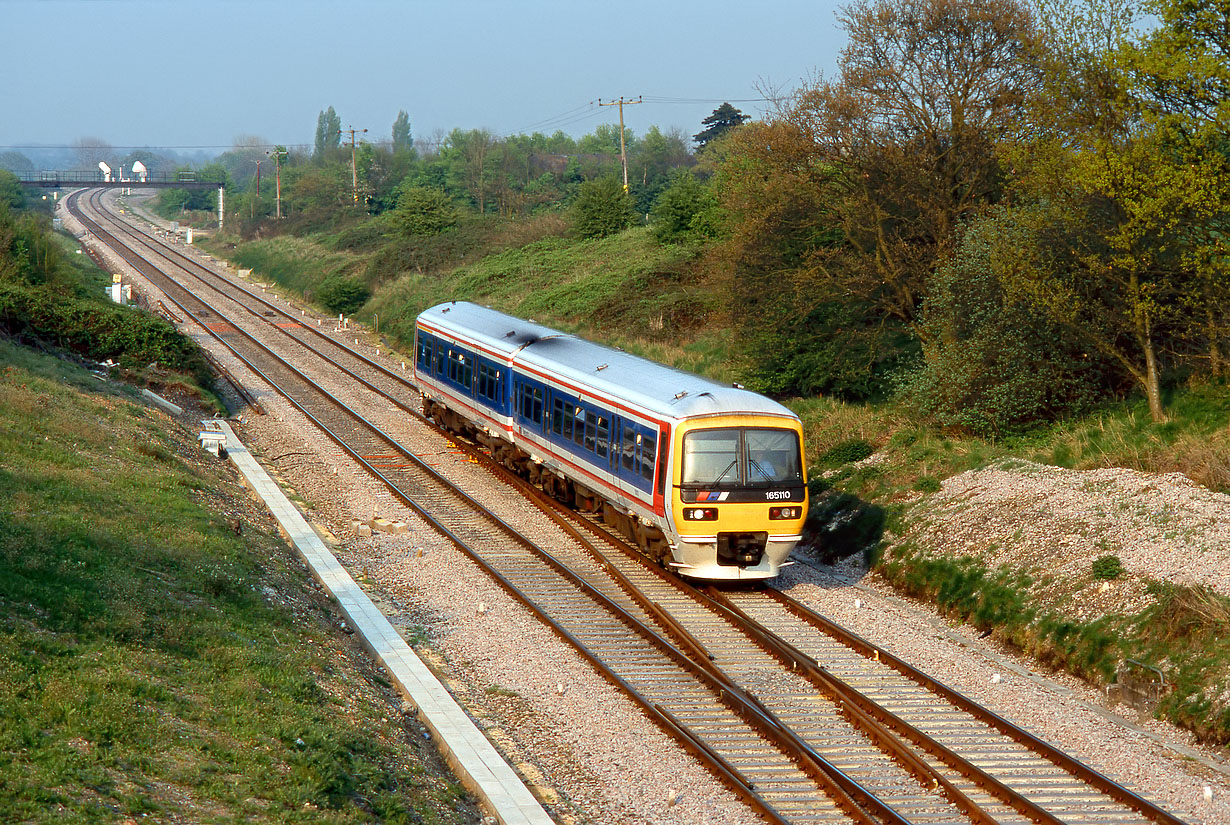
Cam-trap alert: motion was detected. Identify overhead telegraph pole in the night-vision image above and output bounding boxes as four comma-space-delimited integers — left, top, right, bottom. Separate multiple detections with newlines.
267, 147, 288, 219
598, 96, 641, 191
339, 126, 368, 205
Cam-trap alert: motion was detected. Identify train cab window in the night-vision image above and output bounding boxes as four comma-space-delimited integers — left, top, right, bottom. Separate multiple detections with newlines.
743, 428, 803, 484
477, 363, 501, 403
681, 429, 740, 485
681, 428, 802, 487
639, 432, 657, 482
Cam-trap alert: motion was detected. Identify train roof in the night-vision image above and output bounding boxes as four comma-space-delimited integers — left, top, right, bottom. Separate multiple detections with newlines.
417, 302, 798, 423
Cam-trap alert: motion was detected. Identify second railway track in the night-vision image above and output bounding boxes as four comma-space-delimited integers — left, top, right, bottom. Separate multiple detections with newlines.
67, 188, 1196, 825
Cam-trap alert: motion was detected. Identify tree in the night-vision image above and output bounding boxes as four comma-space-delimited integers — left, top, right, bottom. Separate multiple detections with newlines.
797, 0, 1042, 325
314, 106, 342, 160
706, 0, 1040, 397
1125, 0, 1230, 381
693, 103, 749, 150
71, 136, 113, 171
905, 205, 1112, 435
572, 176, 635, 239
392, 110, 413, 154
391, 186, 457, 235
1005, 0, 1230, 421
650, 171, 717, 244
0, 171, 24, 210
442, 128, 497, 213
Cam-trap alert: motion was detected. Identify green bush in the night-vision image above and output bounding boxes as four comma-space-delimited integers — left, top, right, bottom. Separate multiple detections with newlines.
651, 171, 718, 244
316, 276, 371, 315
572, 176, 635, 239
901, 208, 1111, 436
1091, 554, 1123, 580
391, 186, 458, 236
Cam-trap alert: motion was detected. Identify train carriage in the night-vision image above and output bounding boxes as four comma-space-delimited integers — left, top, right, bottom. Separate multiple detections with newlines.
413, 301, 807, 580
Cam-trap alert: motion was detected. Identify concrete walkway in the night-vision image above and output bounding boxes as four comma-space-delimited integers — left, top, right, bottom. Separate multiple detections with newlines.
202, 420, 554, 825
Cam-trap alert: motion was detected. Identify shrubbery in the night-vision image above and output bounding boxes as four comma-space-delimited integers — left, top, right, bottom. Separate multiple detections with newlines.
0, 204, 213, 389
572, 176, 636, 239
898, 211, 1110, 436
651, 171, 718, 244
316, 276, 371, 314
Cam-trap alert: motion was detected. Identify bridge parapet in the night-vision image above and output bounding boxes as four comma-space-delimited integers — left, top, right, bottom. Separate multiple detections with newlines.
17, 171, 224, 189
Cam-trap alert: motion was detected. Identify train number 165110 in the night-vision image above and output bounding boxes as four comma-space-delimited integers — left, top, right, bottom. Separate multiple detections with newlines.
765, 490, 792, 500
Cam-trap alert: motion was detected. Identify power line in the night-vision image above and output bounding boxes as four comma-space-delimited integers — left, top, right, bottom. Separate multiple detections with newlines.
641, 96, 774, 104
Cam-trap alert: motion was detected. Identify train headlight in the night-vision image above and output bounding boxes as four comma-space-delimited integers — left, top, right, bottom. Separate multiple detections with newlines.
683, 507, 718, 521
769, 506, 802, 520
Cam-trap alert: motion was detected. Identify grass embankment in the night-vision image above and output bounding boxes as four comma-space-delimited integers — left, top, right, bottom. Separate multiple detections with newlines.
219, 221, 732, 381
0, 342, 471, 823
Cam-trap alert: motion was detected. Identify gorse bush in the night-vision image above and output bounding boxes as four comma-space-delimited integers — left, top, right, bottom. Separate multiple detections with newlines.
391, 186, 458, 236
572, 176, 636, 239
316, 276, 371, 315
815, 438, 875, 467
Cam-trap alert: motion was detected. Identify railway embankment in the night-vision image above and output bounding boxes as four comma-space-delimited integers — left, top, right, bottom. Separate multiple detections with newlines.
875, 458, 1230, 746
0, 342, 476, 823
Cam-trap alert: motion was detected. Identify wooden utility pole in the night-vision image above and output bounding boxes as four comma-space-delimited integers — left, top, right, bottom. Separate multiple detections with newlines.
598, 96, 641, 191
267, 147, 288, 219
339, 126, 368, 205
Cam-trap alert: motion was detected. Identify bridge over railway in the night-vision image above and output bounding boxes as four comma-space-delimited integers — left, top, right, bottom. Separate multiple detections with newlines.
18, 171, 226, 228
16, 170, 223, 189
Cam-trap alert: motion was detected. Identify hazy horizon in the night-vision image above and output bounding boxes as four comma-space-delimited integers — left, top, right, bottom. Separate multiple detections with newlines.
2, 0, 843, 162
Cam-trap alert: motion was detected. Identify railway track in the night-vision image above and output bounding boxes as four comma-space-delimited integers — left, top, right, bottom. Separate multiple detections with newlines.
68, 188, 1193, 825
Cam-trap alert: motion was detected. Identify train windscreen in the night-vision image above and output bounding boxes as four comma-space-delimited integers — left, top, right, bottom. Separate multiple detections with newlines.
681, 428, 802, 487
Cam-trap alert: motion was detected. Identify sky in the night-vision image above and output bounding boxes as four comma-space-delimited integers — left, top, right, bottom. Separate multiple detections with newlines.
0, 0, 844, 161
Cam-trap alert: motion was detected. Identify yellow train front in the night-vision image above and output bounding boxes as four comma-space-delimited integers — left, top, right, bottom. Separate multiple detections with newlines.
413, 302, 807, 581
667, 413, 807, 579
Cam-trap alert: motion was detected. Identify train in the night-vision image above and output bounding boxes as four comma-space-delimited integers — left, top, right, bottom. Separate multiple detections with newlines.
413, 302, 808, 580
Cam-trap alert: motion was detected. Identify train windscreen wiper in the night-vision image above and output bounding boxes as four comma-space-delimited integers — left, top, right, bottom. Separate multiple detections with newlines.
709, 459, 737, 488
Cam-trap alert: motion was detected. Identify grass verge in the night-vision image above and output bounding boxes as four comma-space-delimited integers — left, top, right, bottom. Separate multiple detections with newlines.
0, 342, 471, 823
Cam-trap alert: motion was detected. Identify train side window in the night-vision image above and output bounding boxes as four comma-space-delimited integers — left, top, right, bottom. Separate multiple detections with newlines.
416, 333, 431, 369
447, 350, 472, 390
531, 388, 543, 424
551, 397, 565, 435
477, 363, 500, 403
583, 411, 597, 452
595, 415, 609, 459
573, 406, 586, 447
639, 432, 657, 482
622, 426, 637, 473
519, 384, 544, 426
434, 342, 444, 377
